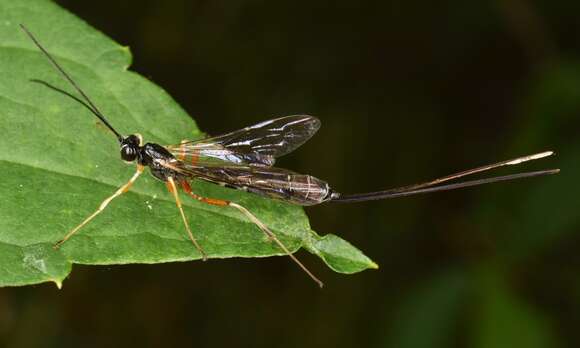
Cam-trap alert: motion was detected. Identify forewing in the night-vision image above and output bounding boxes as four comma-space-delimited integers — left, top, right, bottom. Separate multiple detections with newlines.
167, 115, 321, 167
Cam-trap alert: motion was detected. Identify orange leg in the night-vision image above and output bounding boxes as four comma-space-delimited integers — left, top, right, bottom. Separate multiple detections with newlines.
179, 180, 323, 288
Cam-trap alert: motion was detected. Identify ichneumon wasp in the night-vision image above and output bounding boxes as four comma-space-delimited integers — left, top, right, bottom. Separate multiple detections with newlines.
20, 25, 559, 287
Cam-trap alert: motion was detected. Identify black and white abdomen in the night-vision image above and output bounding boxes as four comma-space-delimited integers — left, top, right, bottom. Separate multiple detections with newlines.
276, 174, 333, 205
193, 166, 334, 206
237, 172, 333, 206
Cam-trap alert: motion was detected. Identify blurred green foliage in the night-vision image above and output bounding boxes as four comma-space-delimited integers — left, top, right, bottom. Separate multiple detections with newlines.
0, 0, 578, 347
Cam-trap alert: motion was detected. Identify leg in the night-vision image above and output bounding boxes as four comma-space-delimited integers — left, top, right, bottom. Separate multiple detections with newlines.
179, 180, 323, 287
54, 165, 145, 249
166, 177, 208, 261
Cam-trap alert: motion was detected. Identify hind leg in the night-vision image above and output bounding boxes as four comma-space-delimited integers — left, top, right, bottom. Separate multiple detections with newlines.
179, 180, 323, 287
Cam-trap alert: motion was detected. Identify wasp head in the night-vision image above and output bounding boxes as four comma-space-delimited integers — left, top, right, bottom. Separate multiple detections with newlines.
120, 134, 143, 162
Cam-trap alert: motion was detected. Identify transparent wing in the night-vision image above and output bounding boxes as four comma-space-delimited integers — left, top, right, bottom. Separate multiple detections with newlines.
165, 160, 331, 206
167, 115, 321, 167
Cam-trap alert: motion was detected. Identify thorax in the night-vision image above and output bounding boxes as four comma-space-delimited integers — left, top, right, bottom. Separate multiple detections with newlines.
137, 143, 180, 182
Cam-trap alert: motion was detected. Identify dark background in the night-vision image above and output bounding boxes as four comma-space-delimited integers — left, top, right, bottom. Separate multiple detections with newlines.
2, 1, 580, 347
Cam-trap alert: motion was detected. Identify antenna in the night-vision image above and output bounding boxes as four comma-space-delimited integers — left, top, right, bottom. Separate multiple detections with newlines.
20, 24, 123, 142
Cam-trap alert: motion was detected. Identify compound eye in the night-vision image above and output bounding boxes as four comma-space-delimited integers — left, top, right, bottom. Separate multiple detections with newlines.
121, 146, 137, 162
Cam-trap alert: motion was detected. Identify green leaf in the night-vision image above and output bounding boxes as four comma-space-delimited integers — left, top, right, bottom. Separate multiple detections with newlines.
305, 232, 378, 274
0, 0, 376, 287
